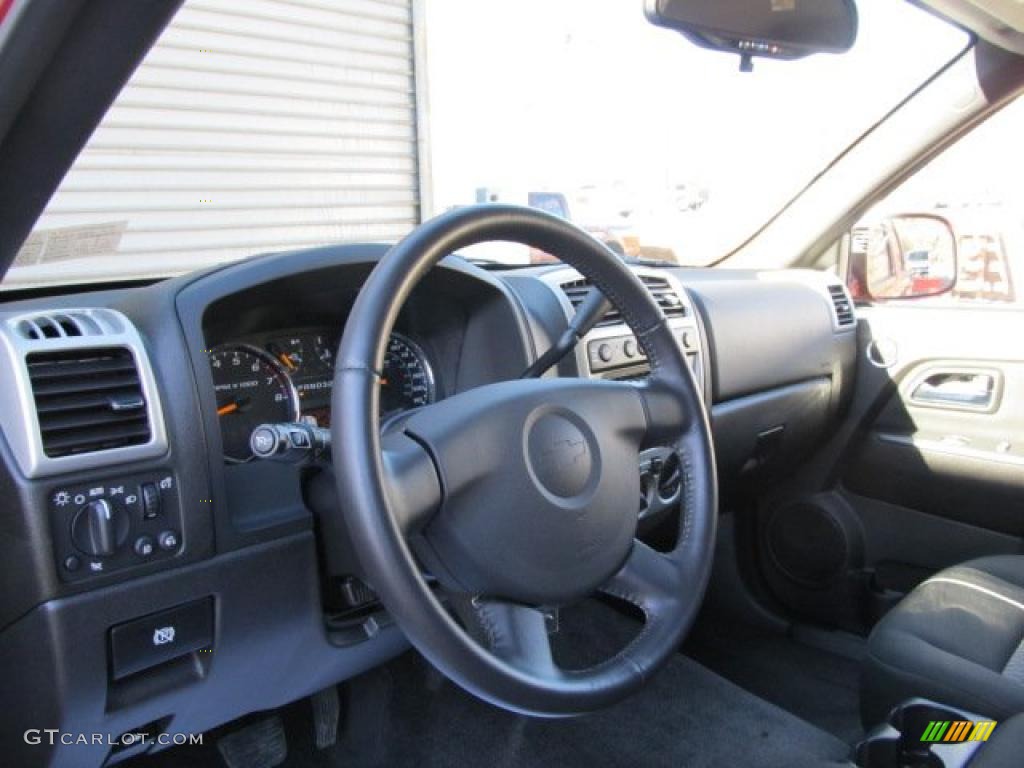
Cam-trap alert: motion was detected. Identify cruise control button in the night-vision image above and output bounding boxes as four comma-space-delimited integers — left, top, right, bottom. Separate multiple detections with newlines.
64, 555, 81, 572
157, 530, 179, 551
134, 536, 155, 558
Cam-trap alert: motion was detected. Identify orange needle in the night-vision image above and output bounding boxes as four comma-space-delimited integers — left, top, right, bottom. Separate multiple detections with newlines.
380, 378, 389, 386
217, 402, 239, 416
278, 353, 296, 371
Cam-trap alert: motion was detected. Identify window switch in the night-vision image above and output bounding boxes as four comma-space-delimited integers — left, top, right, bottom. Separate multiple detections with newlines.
142, 482, 161, 519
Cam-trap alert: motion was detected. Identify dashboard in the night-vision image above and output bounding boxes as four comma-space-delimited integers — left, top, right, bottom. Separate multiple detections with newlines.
0, 239, 857, 767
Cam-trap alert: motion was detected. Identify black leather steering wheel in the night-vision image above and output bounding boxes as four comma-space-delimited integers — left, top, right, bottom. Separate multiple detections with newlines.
331, 204, 717, 716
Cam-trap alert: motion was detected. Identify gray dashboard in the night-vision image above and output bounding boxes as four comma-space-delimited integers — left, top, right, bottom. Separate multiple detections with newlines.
0, 245, 856, 767
676, 268, 858, 497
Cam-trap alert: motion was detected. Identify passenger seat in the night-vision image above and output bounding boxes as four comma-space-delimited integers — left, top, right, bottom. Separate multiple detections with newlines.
862, 556, 1024, 726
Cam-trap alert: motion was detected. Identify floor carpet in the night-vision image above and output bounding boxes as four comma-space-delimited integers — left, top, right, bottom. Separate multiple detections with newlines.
685, 615, 866, 745
322, 647, 852, 768
138, 601, 854, 768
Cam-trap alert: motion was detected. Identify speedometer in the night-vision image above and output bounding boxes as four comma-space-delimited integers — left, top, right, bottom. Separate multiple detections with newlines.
381, 333, 436, 415
210, 344, 299, 462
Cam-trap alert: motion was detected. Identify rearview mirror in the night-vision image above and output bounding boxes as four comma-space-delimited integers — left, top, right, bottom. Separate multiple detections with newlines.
645, 0, 858, 69
852, 214, 958, 301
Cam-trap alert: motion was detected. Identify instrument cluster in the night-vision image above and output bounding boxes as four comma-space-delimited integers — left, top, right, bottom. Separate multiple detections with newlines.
209, 328, 436, 462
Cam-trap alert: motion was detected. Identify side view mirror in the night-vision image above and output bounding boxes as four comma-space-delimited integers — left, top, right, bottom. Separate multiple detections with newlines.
849, 214, 958, 301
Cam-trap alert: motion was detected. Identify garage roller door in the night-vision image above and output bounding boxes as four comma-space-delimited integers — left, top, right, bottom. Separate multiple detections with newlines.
17, 0, 422, 282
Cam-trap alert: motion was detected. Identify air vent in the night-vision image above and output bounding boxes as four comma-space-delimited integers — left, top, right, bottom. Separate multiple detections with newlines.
640, 275, 687, 319
14, 309, 122, 341
561, 274, 687, 327
828, 284, 856, 327
26, 347, 150, 458
561, 278, 622, 327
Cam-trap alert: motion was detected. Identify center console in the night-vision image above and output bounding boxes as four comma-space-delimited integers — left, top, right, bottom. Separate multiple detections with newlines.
541, 266, 707, 396
858, 699, 995, 768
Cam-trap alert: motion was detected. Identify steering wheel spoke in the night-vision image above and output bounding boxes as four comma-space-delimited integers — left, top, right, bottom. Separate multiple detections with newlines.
634, 375, 693, 448
458, 598, 558, 678
603, 539, 683, 617
381, 430, 441, 535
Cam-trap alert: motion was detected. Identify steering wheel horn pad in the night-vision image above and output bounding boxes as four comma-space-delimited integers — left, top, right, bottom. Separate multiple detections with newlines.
332, 204, 717, 716
400, 378, 645, 606
526, 408, 596, 500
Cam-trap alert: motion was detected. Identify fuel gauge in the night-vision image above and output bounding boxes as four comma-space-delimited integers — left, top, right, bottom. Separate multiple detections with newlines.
267, 337, 305, 375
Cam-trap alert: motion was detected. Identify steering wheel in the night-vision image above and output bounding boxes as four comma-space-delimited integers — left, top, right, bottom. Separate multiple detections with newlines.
331, 204, 716, 716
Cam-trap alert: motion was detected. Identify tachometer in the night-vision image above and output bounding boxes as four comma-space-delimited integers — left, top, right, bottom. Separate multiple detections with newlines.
210, 344, 300, 461
381, 333, 436, 415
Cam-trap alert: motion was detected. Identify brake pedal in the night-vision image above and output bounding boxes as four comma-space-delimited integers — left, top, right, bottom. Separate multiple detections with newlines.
311, 685, 341, 750
216, 715, 287, 768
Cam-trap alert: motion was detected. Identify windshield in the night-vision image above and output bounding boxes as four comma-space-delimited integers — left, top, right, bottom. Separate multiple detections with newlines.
7, 0, 967, 288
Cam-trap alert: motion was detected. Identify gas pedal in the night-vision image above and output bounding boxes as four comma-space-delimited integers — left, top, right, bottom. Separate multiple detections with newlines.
311, 685, 341, 750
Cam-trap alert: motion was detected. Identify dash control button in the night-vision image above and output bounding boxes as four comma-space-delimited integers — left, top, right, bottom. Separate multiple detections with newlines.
134, 536, 155, 558
141, 483, 161, 519
251, 427, 278, 457
157, 530, 179, 552
109, 598, 213, 680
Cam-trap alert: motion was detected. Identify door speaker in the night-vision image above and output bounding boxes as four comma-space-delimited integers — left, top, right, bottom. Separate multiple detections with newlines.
765, 497, 862, 588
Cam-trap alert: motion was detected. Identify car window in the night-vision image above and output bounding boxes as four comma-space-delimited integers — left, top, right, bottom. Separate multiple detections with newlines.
847, 93, 1024, 306
6, 0, 967, 288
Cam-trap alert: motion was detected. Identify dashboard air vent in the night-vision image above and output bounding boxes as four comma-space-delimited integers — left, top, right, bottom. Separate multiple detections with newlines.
14, 309, 122, 341
561, 274, 686, 327
828, 284, 856, 327
561, 278, 622, 327
640, 275, 687, 319
26, 347, 151, 458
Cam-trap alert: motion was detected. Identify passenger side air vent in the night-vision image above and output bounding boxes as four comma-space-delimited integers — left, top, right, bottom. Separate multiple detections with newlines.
26, 347, 151, 458
561, 274, 687, 327
828, 284, 856, 328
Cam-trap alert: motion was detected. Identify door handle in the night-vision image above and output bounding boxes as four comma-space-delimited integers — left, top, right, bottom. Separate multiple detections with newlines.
910, 370, 998, 410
